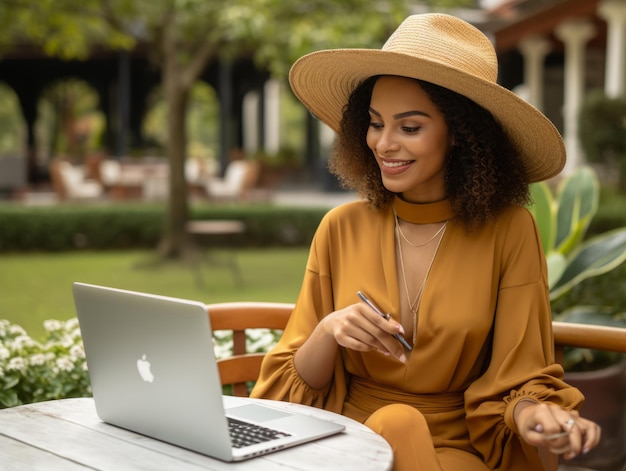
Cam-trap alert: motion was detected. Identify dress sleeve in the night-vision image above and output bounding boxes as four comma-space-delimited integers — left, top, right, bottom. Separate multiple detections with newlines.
464, 208, 584, 468
250, 216, 349, 413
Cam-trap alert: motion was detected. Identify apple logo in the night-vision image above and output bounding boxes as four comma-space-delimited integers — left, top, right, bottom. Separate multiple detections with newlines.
136, 354, 155, 383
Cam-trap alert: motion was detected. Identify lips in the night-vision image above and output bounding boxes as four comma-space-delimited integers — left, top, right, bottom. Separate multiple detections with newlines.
381, 159, 413, 168
379, 158, 414, 176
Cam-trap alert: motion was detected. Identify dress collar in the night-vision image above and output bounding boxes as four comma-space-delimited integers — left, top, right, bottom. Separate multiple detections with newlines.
393, 195, 454, 224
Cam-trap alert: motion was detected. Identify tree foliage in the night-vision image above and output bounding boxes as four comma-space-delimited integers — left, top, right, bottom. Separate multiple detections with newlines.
0, 0, 134, 59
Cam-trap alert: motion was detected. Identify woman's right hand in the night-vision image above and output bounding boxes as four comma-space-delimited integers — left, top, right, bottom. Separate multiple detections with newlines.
321, 302, 407, 363
294, 301, 407, 390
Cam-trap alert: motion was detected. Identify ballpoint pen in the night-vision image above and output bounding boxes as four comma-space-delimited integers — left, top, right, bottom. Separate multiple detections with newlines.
357, 291, 412, 351
542, 430, 571, 440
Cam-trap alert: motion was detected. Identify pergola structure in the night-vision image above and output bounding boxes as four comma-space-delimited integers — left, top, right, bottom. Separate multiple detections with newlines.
0, 45, 269, 186
485, 0, 625, 173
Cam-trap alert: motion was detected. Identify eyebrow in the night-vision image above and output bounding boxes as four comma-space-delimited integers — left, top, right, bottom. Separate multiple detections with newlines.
369, 107, 432, 120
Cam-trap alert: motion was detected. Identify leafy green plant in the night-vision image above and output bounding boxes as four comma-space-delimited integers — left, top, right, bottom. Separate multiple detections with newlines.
0, 318, 91, 408
530, 166, 626, 300
529, 166, 626, 370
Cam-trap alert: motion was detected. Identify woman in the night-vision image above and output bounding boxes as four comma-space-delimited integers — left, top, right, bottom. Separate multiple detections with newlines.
250, 13, 601, 470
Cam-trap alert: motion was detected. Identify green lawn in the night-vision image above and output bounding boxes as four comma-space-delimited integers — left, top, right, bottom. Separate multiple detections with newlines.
4, 241, 626, 342
0, 248, 309, 340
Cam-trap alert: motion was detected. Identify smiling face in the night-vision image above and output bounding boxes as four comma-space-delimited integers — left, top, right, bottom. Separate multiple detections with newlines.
366, 76, 452, 203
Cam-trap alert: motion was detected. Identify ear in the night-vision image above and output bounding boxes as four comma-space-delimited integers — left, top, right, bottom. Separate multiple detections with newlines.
447, 137, 455, 155
448, 133, 456, 147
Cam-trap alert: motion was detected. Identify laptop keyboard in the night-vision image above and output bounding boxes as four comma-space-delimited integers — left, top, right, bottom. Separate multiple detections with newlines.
228, 417, 292, 448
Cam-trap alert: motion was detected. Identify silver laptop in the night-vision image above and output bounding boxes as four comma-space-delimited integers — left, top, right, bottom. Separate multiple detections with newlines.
72, 282, 344, 462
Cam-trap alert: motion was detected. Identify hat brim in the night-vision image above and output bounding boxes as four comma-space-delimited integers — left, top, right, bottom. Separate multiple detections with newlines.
289, 49, 565, 183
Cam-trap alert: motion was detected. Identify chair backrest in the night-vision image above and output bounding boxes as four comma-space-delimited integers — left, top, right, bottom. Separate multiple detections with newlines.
241, 161, 261, 196
222, 161, 250, 191
99, 159, 121, 186
57, 161, 84, 189
225, 160, 260, 196
207, 301, 294, 397
48, 158, 69, 200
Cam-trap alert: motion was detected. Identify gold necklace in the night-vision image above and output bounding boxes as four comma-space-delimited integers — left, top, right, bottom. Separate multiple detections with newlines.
396, 217, 448, 247
395, 215, 447, 345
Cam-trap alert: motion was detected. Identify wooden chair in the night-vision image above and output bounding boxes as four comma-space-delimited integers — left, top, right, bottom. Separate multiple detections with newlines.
48, 158, 104, 201
208, 301, 294, 397
204, 160, 260, 201
207, 302, 626, 469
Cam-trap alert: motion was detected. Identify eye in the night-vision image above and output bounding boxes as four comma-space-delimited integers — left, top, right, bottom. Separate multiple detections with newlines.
402, 125, 421, 134
368, 121, 383, 130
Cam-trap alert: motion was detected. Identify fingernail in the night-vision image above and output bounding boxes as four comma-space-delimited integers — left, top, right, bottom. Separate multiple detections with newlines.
583, 448, 590, 455
379, 350, 391, 356
398, 354, 407, 363
398, 324, 405, 335
565, 452, 575, 460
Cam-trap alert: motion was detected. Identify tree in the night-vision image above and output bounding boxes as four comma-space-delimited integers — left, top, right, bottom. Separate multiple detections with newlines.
1, 0, 471, 258
104, 0, 419, 258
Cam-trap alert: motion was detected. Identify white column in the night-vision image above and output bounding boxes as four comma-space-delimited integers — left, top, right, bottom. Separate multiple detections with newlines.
263, 79, 281, 156
519, 35, 551, 110
598, 0, 626, 98
555, 20, 596, 172
242, 90, 260, 155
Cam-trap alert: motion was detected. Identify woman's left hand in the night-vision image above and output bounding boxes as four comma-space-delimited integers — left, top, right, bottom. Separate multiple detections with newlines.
514, 402, 601, 460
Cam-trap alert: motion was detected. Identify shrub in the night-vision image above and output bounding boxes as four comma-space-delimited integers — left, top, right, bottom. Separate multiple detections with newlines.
0, 317, 280, 407
0, 318, 91, 408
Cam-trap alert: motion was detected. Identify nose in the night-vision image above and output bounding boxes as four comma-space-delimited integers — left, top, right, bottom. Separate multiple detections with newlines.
376, 128, 400, 155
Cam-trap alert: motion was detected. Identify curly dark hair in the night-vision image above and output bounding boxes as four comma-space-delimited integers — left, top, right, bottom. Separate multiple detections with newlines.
329, 75, 531, 229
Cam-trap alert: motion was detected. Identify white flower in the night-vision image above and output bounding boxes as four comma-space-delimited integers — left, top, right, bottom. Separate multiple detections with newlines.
44, 320, 62, 332
0, 319, 92, 404
247, 329, 277, 353
70, 344, 85, 359
64, 318, 80, 330
0, 346, 10, 360
30, 354, 47, 366
7, 357, 26, 371
0, 319, 9, 338
12, 335, 35, 350
8, 325, 26, 336
56, 357, 75, 372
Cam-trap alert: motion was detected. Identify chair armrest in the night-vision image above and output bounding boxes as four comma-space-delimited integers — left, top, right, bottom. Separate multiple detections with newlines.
553, 322, 626, 353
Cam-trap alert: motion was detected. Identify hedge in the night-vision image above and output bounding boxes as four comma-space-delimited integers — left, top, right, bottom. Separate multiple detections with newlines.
1, 197, 624, 252
0, 203, 329, 251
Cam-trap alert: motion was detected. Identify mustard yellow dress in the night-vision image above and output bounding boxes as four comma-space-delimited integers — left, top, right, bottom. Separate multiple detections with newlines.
251, 196, 583, 470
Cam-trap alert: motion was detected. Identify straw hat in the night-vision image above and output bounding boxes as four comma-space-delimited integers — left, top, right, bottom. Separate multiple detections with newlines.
289, 13, 565, 182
